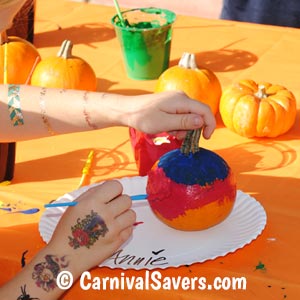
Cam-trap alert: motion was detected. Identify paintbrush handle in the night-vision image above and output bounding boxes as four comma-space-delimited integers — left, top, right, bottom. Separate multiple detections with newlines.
44, 194, 148, 208
44, 202, 78, 208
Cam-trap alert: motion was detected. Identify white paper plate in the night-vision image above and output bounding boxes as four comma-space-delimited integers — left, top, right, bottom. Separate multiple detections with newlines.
39, 176, 267, 270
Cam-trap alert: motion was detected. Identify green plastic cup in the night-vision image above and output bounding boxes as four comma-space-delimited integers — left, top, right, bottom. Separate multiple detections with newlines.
111, 7, 176, 80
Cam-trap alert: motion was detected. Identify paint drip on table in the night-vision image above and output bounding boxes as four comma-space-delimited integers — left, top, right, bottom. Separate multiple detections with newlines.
0, 200, 39, 215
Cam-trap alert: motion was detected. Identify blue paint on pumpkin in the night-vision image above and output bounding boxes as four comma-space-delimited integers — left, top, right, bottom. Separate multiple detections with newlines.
158, 148, 230, 185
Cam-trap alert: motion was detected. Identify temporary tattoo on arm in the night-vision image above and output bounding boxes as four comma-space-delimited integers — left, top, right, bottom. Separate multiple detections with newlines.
17, 285, 39, 300
83, 91, 98, 130
39, 87, 55, 135
7, 84, 24, 126
32, 255, 69, 292
68, 210, 108, 249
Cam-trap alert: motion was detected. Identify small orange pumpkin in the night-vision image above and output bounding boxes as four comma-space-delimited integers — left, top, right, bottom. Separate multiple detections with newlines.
0, 31, 41, 84
31, 40, 97, 91
219, 79, 297, 138
155, 52, 222, 115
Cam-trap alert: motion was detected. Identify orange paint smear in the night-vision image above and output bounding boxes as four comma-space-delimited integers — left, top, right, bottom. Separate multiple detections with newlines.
153, 195, 235, 231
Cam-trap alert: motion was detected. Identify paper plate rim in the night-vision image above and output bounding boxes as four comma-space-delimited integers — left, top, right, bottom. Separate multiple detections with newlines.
39, 176, 267, 270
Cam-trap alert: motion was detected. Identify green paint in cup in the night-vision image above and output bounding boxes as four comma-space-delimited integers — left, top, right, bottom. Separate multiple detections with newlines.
111, 7, 176, 80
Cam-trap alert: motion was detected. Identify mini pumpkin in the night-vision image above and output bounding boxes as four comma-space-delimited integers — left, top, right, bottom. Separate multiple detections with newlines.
31, 40, 97, 91
0, 31, 41, 84
219, 79, 297, 137
155, 52, 222, 115
146, 129, 236, 231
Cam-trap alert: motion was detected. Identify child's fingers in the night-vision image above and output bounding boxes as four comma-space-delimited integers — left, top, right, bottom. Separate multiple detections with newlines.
77, 180, 123, 205
105, 194, 132, 218
118, 226, 134, 244
115, 208, 136, 229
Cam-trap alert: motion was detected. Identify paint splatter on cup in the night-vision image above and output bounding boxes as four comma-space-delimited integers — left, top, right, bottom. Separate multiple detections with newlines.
111, 7, 176, 80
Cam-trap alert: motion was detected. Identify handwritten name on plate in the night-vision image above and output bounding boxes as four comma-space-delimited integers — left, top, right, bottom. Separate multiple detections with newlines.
108, 249, 168, 267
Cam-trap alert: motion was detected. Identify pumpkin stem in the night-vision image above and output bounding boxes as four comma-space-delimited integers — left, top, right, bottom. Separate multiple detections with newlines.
57, 40, 73, 59
255, 85, 268, 99
178, 52, 198, 69
0, 31, 8, 45
180, 129, 201, 155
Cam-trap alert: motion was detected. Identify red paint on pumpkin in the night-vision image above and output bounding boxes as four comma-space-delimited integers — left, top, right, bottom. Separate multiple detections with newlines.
146, 165, 236, 231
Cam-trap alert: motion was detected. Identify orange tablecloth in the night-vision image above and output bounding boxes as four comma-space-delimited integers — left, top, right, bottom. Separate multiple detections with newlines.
0, 1, 299, 299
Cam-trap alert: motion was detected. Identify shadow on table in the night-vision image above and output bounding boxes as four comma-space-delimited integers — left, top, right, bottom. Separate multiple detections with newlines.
97, 78, 151, 95
13, 135, 298, 184
235, 173, 300, 215
34, 22, 115, 48
195, 48, 258, 72
216, 139, 298, 174
215, 140, 299, 213
170, 49, 258, 72
170, 39, 258, 72
13, 144, 135, 183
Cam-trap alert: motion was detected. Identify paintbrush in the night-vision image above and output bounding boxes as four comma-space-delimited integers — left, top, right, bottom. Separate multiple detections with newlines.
77, 150, 94, 189
44, 194, 148, 208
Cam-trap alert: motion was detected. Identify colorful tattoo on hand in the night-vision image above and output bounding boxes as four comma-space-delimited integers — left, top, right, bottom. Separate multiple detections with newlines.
7, 84, 24, 126
68, 210, 108, 249
83, 91, 98, 130
17, 285, 39, 300
39, 87, 55, 135
32, 255, 69, 292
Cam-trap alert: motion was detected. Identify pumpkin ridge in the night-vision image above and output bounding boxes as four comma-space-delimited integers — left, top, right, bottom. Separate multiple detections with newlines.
232, 95, 258, 136
256, 99, 275, 136
268, 94, 295, 111
267, 99, 288, 136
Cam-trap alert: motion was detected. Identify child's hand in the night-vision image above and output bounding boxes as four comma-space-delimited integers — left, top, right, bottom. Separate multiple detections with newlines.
48, 180, 136, 277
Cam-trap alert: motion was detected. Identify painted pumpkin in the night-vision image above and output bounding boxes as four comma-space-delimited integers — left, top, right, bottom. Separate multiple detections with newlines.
31, 40, 97, 91
219, 79, 297, 137
155, 52, 222, 115
146, 129, 236, 231
0, 31, 41, 84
